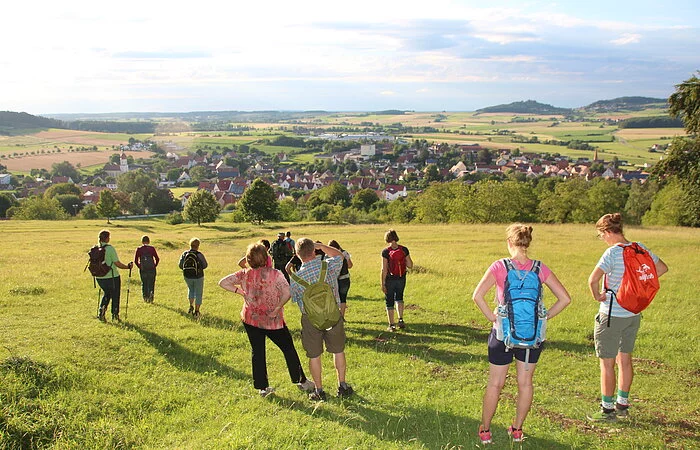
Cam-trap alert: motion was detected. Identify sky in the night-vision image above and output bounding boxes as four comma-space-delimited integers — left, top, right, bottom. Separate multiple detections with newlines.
2, 0, 698, 114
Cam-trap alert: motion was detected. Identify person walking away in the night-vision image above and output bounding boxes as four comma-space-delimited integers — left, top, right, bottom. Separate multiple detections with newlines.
178, 238, 208, 319
271, 232, 294, 283
285, 231, 295, 253
328, 240, 353, 317
219, 242, 315, 397
381, 229, 413, 331
134, 235, 159, 303
587, 213, 668, 421
472, 224, 571, 445
289, 238, 354, 401
95, 229, 133, 322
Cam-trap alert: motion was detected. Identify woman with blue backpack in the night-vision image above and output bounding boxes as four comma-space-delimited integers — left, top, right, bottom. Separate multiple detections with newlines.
472, 224, 571, 445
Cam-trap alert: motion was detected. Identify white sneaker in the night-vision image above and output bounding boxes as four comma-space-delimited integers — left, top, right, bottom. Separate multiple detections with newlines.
297, 379, 315, 393
259, 387, 275, 398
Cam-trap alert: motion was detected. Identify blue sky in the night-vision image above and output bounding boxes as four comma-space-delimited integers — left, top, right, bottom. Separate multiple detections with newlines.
1, 0, 698, 114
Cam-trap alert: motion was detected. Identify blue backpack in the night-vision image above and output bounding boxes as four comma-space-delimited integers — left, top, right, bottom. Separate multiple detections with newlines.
496, 259, 547, 367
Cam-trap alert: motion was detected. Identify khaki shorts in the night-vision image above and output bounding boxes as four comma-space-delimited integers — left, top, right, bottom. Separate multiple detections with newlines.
594, 313, 641, 359
300, 314, 345, 359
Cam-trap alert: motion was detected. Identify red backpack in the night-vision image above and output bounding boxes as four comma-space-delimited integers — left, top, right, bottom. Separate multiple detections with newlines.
387, 246, 407, 277
606, 243, 659, 320
87, 245, 112, 277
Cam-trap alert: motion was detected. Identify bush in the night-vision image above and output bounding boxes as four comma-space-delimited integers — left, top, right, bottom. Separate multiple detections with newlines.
165, 211, 184, 225
80, 204, 99, 220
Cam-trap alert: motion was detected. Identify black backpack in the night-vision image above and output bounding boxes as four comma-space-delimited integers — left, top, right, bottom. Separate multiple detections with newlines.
271, 240, 292, 263
182, 251, 201, 278
87, 245, 112, 277
140, 252, 156, 271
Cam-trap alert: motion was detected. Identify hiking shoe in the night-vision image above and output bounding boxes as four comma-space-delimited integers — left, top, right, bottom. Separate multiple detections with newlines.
309, 389, 327, 402
397, 318, 406, 329
259, 387, 275, 398
478, 425, 492, 445
508, 426, 524, 442
387, 324, 397, 332
297, 379, 316, 393
112, 313, 121, 322
188, 305, 194, 315
615, 403, 629, 418
587, 408, 617, 422
193, 311, 201, 320
337, 383, 354, 398
98, 307, 107, 322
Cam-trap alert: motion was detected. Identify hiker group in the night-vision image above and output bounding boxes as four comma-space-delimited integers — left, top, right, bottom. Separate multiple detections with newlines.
86, 213, 668, 445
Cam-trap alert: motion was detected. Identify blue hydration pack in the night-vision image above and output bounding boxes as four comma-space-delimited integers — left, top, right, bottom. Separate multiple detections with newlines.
496, 259, 547, 367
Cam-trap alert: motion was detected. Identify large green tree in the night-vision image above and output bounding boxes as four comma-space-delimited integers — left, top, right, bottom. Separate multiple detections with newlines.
117, 169, 157, 201
351, 188, 380, 212
306, 182, 350, 209
183, 190, 221, 226
13, 196, 69, 220
669, 71, 700, 135
44, 182, 81, 199
51, 161, 80, 182
239, 178, 278, 224
96, 190, 120, 224
0, 193, 18, 218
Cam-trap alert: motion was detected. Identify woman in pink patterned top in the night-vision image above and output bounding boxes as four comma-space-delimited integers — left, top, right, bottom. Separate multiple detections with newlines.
219, 242, 314, 397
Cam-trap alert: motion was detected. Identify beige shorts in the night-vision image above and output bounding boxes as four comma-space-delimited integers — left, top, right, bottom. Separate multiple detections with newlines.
594, 313, 641, 359
300, 314, 345, 359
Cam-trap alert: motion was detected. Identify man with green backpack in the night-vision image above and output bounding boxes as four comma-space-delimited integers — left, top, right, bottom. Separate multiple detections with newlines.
289, 238, 354, 402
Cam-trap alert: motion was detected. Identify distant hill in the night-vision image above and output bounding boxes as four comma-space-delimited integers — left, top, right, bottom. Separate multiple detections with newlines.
0, 110, 156, 134
582, 96, 668, 112
0, 111, 63, 134
475, 100, 572, 115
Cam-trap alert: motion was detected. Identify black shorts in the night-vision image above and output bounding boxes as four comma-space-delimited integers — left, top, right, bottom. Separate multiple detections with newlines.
487, 329, 545, 365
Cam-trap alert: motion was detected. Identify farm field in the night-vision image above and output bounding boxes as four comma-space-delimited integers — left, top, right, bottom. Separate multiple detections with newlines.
1, 220, 698, 449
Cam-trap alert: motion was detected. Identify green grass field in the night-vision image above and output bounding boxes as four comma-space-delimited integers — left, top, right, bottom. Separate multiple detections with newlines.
1, 220, 698, 449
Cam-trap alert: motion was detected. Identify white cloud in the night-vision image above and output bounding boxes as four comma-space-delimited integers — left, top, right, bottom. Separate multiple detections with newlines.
611, 33, 642, 45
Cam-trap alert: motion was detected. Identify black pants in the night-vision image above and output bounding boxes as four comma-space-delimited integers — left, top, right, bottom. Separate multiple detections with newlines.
97, 276, 121, 315
242, 322, 306, 390
140, 269, 156, 300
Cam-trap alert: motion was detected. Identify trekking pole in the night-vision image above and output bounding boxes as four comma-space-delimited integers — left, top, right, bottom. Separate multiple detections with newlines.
125, 265, 132, 321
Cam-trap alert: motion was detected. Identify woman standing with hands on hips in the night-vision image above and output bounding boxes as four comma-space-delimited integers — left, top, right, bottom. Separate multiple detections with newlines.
472, 224, 571, 445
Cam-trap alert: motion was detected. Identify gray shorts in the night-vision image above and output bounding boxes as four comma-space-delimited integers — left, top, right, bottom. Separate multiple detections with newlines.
300, 314, 345, 359
594, 313, 641, 359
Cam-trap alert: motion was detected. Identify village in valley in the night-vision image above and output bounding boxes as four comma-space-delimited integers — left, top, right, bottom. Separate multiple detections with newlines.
0, 132, 663, 215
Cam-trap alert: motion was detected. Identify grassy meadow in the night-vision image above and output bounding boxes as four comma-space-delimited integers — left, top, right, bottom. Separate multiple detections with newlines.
1, 219, 698, 449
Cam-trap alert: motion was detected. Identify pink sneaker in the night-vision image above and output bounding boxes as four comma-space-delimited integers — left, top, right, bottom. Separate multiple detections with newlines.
508, 425, 523, 442
478, 425, 492, 444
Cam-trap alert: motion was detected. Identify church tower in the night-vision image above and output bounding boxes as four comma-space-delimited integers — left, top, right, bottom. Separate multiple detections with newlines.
120, 151, 129, 173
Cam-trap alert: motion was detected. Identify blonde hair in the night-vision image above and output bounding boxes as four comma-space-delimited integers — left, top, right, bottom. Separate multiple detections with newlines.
246, 243, 268, 269
506, 223, 533, 249
189, 238, 200, 250
296, 238, 315, 259
596, 213, 624, 235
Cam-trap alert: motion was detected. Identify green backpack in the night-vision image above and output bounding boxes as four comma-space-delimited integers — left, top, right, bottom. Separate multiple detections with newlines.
290, 260, 341, 330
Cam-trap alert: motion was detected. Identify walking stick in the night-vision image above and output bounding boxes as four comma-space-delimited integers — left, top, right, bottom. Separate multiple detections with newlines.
125, 265, 132, 321
96, 282, 102, 318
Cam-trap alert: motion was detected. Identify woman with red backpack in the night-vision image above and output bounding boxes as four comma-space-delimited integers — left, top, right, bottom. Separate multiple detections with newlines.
587, 213, 668, 422
381, 229, 413, 332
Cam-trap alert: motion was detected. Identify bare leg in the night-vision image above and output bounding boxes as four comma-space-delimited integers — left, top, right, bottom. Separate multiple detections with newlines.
309, 356, 323, 390
513, 359, 537, 428
600, 357, 616, 397
386, 308, 395, 326
616, 352, 634, 392
397, 301, 405, 321
333, 352, 347, 384
481, 363, 509, 430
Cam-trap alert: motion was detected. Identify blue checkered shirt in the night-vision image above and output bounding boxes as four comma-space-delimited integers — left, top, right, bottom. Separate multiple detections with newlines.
290, 255, 342, 314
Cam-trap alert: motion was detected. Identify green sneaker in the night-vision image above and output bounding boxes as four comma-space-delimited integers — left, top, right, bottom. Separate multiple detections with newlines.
587, 408, 617, 422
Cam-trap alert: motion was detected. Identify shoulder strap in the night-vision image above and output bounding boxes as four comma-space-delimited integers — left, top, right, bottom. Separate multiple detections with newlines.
289, 271, 310, 288
531, 260, 541, 274
503, 258, 515, 272
319, 260, 327, 283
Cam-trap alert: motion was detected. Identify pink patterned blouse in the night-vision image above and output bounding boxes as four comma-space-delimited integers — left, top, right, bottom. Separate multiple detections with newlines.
219, 267, 290, 330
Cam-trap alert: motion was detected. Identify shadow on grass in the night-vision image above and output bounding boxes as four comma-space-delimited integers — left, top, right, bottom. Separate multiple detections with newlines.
346, 321, 488, 364
153, 302, 241, 331
129, 324, 247, 380
269, 394, 572, 449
